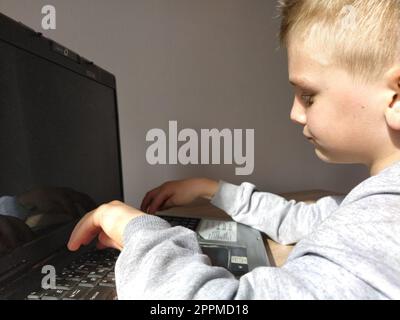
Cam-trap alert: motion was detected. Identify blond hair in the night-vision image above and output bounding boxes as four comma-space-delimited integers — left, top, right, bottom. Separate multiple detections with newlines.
278, 0, 400, 84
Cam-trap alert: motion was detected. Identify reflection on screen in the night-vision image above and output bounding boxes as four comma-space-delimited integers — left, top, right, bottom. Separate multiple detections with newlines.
0, 40, 123, 257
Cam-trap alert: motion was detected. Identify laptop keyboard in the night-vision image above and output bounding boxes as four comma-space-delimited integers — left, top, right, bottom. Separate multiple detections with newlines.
159, 215, 201, 230
26, 216, 230, 300
26, 217, 198, 300
26, 248, 119, 300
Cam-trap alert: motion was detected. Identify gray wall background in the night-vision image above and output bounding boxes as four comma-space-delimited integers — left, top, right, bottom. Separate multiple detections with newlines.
0, 0, 368, 207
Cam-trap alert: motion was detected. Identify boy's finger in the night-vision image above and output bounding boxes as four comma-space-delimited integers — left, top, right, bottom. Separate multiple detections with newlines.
67, 210, 101, 251
140, 189, 158, 212
148, 193, 169, 215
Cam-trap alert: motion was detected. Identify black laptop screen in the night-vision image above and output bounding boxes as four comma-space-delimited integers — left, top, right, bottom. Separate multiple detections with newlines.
0, 40, 123, 257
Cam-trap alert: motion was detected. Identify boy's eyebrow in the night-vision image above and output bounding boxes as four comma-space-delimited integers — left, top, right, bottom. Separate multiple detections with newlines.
289, 78, 317, 90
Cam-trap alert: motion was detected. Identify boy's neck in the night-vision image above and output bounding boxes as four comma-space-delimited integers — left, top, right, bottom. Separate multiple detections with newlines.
369, 153, 400, 176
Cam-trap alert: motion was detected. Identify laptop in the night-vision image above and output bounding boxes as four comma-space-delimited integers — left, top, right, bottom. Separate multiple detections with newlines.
0, 12, 270, 300
158, 215, 271, 278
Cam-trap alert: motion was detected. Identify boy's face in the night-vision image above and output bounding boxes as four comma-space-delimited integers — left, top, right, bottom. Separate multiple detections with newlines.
287, 40, 391, 167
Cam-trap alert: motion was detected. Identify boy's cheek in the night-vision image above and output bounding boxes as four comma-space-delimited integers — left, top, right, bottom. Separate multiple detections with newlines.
305, 116, 330, 139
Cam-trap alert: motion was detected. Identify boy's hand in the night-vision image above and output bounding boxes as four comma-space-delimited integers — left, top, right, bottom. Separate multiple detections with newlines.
67, 201, 145, 252
140, 178, 219, 214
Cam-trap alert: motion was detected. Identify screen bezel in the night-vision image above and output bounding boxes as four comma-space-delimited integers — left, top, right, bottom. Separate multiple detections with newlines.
0, 12, 124, 279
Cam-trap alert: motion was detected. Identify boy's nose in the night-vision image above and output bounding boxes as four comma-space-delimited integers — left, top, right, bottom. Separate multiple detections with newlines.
290, 98, 307, 125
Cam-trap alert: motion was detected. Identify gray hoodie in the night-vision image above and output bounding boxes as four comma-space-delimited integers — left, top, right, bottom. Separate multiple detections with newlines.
115, 161, 400, 299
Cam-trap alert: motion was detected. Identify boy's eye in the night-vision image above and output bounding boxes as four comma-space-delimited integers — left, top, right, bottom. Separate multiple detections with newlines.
301, 94, 315, 107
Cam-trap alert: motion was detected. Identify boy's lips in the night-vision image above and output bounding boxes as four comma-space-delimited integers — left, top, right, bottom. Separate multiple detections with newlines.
304, 135, 316, 144
303, 131, 317, 144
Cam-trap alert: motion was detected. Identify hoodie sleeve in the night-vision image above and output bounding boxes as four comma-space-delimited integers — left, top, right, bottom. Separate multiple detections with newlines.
114, 214, 384, 300
210, 181, 344, 245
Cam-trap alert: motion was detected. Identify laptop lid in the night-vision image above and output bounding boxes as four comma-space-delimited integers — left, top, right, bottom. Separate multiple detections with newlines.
0, 13, 124, 282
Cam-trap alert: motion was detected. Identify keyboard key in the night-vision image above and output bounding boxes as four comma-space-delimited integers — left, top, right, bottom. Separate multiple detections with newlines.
88, 268, 110, 278
99, 278, 116, 288
64, 271, 86, 281
63, 287, 91, 300
160, 216, 200, 230
27, 291, 43, 300
76, 264, 97, 273
85, 287, 116, 300
41, 289, 67, 300
95, 263, 113, 270
78, 276, 100, 288
55, 278, 77, 291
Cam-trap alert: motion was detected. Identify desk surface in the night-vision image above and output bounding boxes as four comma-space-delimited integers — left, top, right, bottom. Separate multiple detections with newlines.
160, 190, 342, 267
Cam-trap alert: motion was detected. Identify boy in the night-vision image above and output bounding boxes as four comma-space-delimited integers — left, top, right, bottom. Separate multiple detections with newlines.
68, 0, 400, 299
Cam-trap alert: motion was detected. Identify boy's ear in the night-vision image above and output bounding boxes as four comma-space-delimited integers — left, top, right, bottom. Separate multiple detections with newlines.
385, 94, 400, 130
384, 66, 400, 130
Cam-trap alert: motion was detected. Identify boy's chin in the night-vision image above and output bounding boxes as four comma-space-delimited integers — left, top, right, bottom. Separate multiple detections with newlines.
314, 148, 355, 164
314, 148, 342, 164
